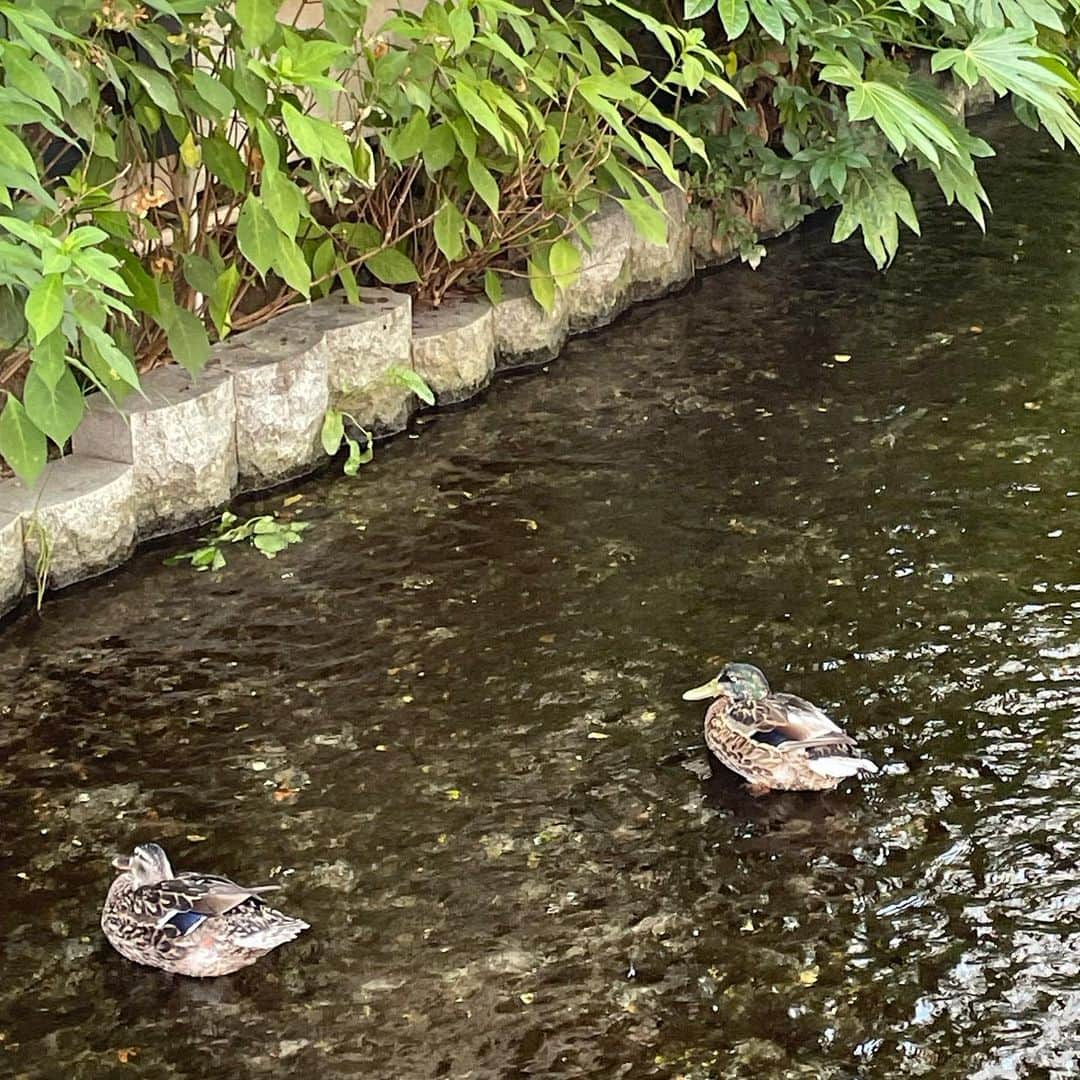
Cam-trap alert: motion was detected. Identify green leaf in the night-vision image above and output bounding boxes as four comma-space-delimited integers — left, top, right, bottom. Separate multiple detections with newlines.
619, 197, 668, 246
748, 0, 784, 42
448, 3, 474, 53
684, 0, 714, 19
467, 157, 500, 214
235, 0, 280, 48
203, 135, 248, 195
130, 63, 181, 115
30, 331, 67, 388
191, 70, 235, 120
23, 365, 84, 448
424, 124, 458, 173
25, 274, 65, 345
548, 238, 581, 291
81, 324, 141, 392
528, 256, 556, 314
0, 393, 47, 485
389, 111, 430, 162
165, 308, 211, 376
538, 125, 560, 167
237, 195, 279, 278
343, 432, 373, 475
273, 234, 312, 295
389, 366, 436, 406
321, 408, 345, 454
484, 269, 503, 306
210, 266, 241, 338
453, 83, 508, 151
718, 0, 750, 39
365, 248, 420, 285
433, 200, 466, 262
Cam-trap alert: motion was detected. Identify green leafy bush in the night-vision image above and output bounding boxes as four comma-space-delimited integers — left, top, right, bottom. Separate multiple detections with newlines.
673, 0, 1080, 266
0, 0, 735, 485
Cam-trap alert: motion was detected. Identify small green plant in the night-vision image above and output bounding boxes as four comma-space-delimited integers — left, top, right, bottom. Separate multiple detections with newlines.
320, 366, 435, 475
165, 511, 310, 572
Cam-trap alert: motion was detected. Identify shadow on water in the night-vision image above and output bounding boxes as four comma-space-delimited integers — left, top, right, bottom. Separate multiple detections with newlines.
1, 114, 1079, 1078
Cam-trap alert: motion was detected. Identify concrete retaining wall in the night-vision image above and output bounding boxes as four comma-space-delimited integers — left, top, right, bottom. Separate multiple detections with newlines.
0, 80, 1000, 615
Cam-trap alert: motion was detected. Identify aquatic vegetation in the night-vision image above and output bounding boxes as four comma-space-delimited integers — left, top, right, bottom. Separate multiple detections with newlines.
165, 510, 310, 572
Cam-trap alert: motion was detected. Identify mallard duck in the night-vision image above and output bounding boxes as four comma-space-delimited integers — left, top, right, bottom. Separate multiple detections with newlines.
682, 662, 877, 794
101, 843, 309, 977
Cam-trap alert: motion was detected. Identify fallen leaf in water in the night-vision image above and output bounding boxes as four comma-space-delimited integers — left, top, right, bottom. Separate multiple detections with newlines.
969, 325, 983, 334
799, 965, 820, 985
515, 518, 539, 531
273, 787, 299, 803
539, 634, 556, 644
282, 494, 303, 507
186, 834, 207, 842
833, 354, 851, 363
447, 789, 461, 801
117, 1047, 138, 1064
587, 732, 610, 740
1023, 401, 1041, 410
740, 917, 755, 933
519, 993, 535, 1005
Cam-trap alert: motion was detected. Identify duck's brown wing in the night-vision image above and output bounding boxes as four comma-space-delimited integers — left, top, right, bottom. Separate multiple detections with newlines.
126, 873, 281, 929
731, 693, 856, 753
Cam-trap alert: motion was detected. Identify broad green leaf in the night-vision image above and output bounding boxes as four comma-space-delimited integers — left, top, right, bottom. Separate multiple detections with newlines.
321, 408, 345, 454
448, 4, 474, 53
25, 274, 65, 345
236, 0, 280, 49
548, 238, 581, 291
237, 195, 279, 278
527, 256, 556, 314
718, 0, 750, 39
748, 0, 785, 42
130, 63, 181, 115
390, 111, 430, 161
483, 269, 503, 306
619, 197, 669, 246
538, 126, 560, 167
365, 248, 420, 285
0, 393, 47, 485
30, 331, 66, 388
210, 266, 241, 338
684, 0, 714, 19
467, 157, 500, 214
203, 135, 248, 194
453, 83, 508, 151
81, 324, 141, 392
433, 201, 466, 262
191, 70, 236, 120
343, 432, 373, 475
23, 365, 84, 447
424, 124, 458, 173
165, 308, 211, 376
389, 366, 436, 405
5, 46, 63, 116
273, 234, 312, 295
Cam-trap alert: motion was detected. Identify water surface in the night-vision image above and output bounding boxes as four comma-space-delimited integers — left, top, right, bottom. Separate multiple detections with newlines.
1, 116, 1078, 1078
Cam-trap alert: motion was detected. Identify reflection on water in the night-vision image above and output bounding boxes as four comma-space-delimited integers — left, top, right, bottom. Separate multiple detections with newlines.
1, 116, 1079, 1078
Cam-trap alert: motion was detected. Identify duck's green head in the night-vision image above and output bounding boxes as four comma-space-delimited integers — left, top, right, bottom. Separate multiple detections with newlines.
682, 662, 770, 702
112, 842, 175, 886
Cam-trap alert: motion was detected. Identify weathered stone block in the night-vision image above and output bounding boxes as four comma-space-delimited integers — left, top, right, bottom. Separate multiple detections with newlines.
628, 181, 693, 300
412, 299, 495, 405
306, 289, 415, 435
0, 510, 24, 613
0, 457, 134, 589
72, 366, 237, 539
964, 79, 996, 117
492, 278, 569, 370
214, 317, 329, 491
564, 201, 635, 331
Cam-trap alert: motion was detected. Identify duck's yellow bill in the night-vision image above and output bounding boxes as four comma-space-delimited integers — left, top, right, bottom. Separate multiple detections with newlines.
682, 677, 721, 701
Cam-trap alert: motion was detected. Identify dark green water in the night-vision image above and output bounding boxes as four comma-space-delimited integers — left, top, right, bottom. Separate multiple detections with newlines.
2, 116, 1078, 1078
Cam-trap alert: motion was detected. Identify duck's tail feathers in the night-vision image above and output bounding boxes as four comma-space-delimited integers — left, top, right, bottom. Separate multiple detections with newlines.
239, 915, 310, 951
807, 756, 878, 780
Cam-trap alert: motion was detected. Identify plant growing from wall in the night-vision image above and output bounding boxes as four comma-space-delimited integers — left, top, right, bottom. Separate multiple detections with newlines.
0, 0, 738, 486
670, 0, 1080, 266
